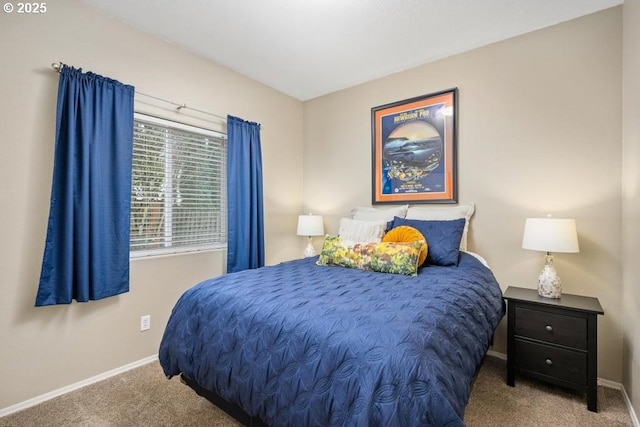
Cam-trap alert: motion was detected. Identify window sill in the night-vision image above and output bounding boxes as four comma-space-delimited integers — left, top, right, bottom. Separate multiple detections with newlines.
130, 244, 226, 261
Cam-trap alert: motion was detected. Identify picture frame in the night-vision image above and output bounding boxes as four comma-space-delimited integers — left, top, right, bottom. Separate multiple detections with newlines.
371, 88, 458, 204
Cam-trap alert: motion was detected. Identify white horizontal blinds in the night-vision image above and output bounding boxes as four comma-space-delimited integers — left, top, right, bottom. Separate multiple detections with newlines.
130, 113, 227, 256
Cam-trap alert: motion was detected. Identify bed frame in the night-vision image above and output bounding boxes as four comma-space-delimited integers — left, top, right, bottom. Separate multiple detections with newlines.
181, 374, 268, 427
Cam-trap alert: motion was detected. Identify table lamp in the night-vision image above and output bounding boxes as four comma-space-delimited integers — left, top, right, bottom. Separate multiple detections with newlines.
297, 214, 324, 257
522, 217, 579, 298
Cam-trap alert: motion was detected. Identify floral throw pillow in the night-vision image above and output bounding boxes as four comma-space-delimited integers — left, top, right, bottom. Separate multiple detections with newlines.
316, 235, 422, 276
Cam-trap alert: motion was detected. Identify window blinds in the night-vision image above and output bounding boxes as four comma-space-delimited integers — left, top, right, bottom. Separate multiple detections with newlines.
130, 113, 227, 256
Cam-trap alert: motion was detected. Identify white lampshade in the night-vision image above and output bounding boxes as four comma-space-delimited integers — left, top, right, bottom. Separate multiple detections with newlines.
296, 214, 324, 237
522, 217, 579, 299
522, 218, 579, 253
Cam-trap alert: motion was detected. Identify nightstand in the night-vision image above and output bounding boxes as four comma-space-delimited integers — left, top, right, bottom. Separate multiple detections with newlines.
503, 286, 604, 412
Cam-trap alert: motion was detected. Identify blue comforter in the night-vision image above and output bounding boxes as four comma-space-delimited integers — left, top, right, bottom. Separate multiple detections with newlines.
159, 252, 504, 427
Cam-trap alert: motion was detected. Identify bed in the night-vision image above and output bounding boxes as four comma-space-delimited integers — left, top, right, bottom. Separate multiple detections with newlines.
158, 242, 504, 427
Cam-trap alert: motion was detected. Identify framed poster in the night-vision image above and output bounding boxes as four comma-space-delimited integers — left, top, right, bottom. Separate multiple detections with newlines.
371, 88, 457, 204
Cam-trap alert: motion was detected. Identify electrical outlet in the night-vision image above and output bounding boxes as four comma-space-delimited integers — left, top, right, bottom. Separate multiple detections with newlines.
140, 315, 151, 331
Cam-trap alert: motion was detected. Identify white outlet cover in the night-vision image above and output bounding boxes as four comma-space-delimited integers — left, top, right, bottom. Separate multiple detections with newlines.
140, 315, 151, 331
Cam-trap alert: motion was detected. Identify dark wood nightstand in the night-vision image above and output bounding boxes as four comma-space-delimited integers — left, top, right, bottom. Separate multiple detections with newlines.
503, 286, 604, 412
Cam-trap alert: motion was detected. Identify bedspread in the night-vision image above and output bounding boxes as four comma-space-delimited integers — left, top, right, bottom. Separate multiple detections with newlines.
159, 252, 504, 427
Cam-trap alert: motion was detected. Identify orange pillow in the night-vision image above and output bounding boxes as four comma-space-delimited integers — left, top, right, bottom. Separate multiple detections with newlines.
383, 225, 428, 266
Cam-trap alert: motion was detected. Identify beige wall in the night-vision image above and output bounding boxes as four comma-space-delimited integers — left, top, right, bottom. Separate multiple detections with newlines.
623, 0, 640, 418
304, 7, 624, 383
0, 0, 303, 410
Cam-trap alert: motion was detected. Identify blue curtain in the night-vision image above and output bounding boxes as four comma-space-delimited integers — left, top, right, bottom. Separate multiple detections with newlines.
226, 115, 265, 273
36, 66, 135, 306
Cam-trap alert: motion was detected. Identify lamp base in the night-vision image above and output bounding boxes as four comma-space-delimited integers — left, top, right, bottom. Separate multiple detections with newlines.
537, 254, 562, 298
303, 237, 316, 258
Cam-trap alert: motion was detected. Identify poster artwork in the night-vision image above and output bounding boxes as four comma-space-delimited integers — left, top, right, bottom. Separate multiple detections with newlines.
372, 88, 457, 204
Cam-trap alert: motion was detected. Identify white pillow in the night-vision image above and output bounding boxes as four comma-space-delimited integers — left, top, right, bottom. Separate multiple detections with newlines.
350, 204, 408, 222
405, 203, 475, 251
338, 218, 387, 244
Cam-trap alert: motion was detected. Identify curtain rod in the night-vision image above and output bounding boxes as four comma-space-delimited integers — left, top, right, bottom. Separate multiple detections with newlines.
50, 62, 227, 122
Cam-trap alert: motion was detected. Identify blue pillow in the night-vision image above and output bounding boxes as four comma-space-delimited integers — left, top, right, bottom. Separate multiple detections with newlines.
390, 217, 466, 266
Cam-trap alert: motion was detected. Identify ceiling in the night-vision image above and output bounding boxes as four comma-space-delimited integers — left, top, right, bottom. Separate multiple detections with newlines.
79, 0, 622, 101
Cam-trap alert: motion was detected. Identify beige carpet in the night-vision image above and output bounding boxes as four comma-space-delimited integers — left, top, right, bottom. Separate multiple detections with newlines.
465, 356, 632, 427
0, 356, 632, 426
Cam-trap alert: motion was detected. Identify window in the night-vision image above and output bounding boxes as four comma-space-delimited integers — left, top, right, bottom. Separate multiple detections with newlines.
130, 113, 227, 257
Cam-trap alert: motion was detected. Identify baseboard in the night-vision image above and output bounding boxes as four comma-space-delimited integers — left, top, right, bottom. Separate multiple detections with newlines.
627, 391, 640, 427
486, 349, 507, 360
0, 354, 158, 418
598, 378, 640, 427
485, 349, 638, 425
620, 384, 640, 427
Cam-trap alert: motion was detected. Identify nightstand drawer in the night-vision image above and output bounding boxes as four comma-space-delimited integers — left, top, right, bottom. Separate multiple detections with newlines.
514, 306, 587, 349
515, 339, 587, 385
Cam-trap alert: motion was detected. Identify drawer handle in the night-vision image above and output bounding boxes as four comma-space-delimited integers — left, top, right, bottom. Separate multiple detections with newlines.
545, 325, 553, 332
545, 358, 553, 366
